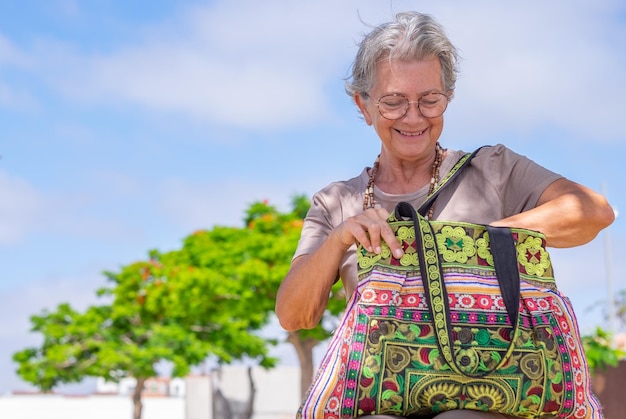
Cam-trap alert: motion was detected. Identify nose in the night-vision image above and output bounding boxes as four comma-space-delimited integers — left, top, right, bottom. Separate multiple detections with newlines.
402, 101, 426, 122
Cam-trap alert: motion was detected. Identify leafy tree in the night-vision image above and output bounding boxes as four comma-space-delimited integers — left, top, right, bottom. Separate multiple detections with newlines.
14, 252, 275, 419
13, 220, 279, 419
12, 303, 112, 392
13, 194, 346, 417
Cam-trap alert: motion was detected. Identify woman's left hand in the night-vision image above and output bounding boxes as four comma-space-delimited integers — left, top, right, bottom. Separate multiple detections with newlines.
490, 178, 614, 248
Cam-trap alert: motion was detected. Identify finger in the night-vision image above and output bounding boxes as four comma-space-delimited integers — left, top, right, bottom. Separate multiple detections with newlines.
380, 223, 404, 259
365, 222, 384, 254
351, 226, 374, 253
339, 217, 374, 252
372, 208, 404, 258
363, 208, 392, 254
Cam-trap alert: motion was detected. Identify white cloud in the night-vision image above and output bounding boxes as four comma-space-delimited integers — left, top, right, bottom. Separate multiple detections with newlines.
52, 122, 97, 147
57, 0, 81, 20
0, 273, 105, 339
159, 177, 296, 231
0, 171, 45, 245
37, 0, 368, 130
10, 0, 624, 140
435, 1, 626, 142
0, 34, 39, 110
0, 169, 148, 246
0, 34, 28, 66
0, 81, 39, 111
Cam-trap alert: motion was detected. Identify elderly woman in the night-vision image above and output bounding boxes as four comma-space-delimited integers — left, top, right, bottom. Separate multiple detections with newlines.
276, 11, 614, 419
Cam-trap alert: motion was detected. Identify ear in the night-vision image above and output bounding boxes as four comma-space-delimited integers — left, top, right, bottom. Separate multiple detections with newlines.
354, 93, 373, 125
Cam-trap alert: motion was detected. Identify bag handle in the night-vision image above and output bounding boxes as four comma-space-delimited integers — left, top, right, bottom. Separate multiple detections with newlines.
486, 225, 521, 325
417, 146, 520, 323
417, 146, 486, 217
394, 201, 520, 378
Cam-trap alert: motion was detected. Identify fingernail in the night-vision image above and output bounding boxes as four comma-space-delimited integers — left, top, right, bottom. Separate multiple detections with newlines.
394, 249, 403, 258
375, 246, 381, 254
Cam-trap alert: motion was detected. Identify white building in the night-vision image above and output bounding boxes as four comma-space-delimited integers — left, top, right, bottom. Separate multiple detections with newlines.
0, 366, 301, 419
95, 376, 186, 397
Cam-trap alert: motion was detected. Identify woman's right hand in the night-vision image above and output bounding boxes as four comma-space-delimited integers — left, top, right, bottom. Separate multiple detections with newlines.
276, 208, 404, 331
332, 207, 405, 259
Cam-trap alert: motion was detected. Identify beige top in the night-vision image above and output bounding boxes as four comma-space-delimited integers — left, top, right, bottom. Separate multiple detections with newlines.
293, 144, 562, 298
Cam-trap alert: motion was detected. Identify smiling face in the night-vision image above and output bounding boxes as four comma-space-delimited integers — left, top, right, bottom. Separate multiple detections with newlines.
355, 56, 447, 164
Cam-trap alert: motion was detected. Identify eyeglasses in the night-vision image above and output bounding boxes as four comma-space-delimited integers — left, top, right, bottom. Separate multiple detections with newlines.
376, 92, 449, 120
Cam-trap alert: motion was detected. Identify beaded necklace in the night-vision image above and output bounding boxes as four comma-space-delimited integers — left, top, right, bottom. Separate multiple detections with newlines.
363, 142, 444, 219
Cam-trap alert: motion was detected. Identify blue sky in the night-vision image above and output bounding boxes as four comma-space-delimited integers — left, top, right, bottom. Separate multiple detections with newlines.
1, 0, 625, 394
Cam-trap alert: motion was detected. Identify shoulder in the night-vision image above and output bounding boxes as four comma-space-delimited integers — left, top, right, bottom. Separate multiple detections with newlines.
470, 144, 536, 171
466, 143, 563, 200
473, 143, 514, 160
446, 143, 560, 190
313, 168, 368, 202
439, 144, 513, 166
308, 168, 369, 221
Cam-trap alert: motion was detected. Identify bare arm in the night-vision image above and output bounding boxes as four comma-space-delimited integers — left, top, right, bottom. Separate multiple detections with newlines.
491, 178, 614, 248
275, 208, 404, 331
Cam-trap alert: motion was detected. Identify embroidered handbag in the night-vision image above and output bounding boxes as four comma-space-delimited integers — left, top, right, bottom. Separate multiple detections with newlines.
297, 201, 602, 416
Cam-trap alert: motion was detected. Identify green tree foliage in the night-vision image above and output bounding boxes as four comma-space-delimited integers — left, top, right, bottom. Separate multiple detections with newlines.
13, 194, 345, 417
582, 327, 625, 375
12, 303, 111, 391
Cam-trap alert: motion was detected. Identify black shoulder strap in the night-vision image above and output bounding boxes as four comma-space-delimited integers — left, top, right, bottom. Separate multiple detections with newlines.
417, 146, 487, 217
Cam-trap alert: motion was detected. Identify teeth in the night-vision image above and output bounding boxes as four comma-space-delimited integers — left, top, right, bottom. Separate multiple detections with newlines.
399, 129, 425, 136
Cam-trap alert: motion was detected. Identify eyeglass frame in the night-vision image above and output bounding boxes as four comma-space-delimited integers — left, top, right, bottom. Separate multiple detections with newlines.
375, 91, 450, 120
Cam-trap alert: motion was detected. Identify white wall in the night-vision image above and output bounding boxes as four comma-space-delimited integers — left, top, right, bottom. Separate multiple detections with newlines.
0, 366, 301, 419
185, 375, 212, 419
213, 366, 301, 419
185, 366, 301, 419
0, 395, 184, 419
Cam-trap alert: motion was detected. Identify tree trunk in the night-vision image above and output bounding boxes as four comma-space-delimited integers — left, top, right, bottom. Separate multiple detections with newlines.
287, 331, 319, 399
132, 377, 146, 419
214, 388, 232, 419
242, 366, 256, 419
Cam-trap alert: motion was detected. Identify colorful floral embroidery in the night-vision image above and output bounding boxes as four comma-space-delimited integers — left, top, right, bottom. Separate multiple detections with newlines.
517, 236, 551, 276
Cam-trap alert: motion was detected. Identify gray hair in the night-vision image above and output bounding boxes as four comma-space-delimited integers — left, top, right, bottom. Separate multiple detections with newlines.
345, 12, 460, 100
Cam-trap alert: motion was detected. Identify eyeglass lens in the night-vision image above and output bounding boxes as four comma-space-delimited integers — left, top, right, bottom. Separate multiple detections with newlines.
377, 93, 448, 120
